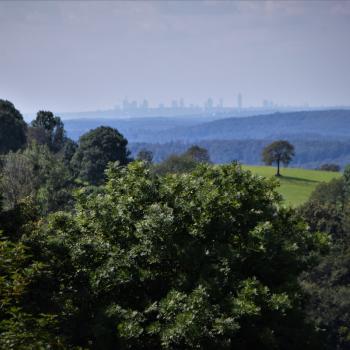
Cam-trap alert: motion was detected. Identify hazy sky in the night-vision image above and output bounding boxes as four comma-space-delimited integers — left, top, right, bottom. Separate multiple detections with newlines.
1, 0, 350, 113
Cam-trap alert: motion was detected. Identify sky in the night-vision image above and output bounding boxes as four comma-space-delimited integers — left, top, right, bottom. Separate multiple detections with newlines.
1, 0, 350, 113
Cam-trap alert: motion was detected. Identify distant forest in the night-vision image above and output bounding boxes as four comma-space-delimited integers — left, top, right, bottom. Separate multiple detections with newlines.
62, 109, 350, 168
130, 139, 350, 168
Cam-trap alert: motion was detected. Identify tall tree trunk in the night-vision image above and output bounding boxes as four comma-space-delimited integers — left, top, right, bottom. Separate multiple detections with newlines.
276, 159, 280, 176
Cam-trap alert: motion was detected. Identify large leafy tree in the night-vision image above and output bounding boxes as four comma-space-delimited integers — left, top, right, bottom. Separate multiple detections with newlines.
71, 126, 130, 185
13, 162, 325, 349
0, 99, 27, 154
30, 111, 66, 153
262, 140, 295, 176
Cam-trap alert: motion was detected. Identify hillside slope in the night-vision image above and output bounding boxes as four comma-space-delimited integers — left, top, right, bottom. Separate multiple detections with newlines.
63, 109, 350, 143
242, 165, 341, 206
157, 109, 350, 142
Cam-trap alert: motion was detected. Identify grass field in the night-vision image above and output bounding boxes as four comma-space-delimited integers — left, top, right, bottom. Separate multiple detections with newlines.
242, 165, 341, 207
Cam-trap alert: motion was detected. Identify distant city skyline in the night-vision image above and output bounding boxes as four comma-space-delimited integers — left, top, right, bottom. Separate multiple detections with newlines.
1, 1, 350, 114
115, 95, 305, 111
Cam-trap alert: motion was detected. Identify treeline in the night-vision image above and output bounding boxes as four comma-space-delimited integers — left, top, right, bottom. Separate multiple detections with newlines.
0, 100, 131, 214
130, 139, 350, 168
1, 99, 350, 349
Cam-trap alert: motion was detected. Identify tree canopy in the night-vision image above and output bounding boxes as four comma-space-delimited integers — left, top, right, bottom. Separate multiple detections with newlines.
262, 140, 295, 176
0, 162, 326, 349
71, 126, 130, 185
154, 145, 211, 176
0, 143, 73, 214
0, 99, 27, 154
299, 169, 350, 349
30, 110, 66, 153
184, 145, 211, 163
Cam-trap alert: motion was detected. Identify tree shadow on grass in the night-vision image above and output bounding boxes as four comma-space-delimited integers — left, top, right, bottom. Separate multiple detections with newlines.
278, 175, 319, 184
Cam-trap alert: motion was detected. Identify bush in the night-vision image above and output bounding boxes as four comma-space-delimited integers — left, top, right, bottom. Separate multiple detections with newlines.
317, 164, 340, 172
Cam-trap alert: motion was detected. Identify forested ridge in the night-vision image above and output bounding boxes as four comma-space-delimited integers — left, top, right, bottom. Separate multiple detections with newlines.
62, 109, 350, 168
1, 99, 350, 349
63, 109, 350, 143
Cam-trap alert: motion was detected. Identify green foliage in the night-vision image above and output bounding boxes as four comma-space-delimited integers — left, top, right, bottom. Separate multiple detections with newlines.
0, 233, 68, 349
183, 145, 211, 163
71, 126, 130, 185
262, 140, 295, 176
153, 145, 210, 176
301, 245, 350, 350
0, 199, 40, 242
0, 100, 27, 155
0, 143, 73, 214
298, 178, 347, 241
60, 138, 78, 169
30, 111, 67, 153
308, 178, 346, 209
299, 167, 350, 349
153, 153, 198, 175
13, 162, 324, 349
299, 201, 343, 238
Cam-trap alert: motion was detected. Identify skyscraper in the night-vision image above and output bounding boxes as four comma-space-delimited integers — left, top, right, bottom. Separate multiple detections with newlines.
141, 99, 149, 110
205, 98, 213, 110
237, 93, 242, 110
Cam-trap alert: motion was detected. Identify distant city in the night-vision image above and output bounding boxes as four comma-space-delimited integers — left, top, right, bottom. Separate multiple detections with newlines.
24, 94, 349, 122
110, 94, 311, 117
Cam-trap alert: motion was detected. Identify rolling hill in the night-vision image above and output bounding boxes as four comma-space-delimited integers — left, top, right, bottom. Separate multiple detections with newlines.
62, 109, 350, 169
156, 109, 350, 142
242, 165, 341, 206
63, 109, 350, 143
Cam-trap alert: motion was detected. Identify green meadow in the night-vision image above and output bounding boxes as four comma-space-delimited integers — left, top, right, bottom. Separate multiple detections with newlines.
242, 165, 341, 207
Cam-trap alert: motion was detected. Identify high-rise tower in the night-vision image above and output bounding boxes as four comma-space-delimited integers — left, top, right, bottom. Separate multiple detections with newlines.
237, 93, 242, 110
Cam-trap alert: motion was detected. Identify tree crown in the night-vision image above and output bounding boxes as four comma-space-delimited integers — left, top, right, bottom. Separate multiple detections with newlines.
262, 140, 295, 166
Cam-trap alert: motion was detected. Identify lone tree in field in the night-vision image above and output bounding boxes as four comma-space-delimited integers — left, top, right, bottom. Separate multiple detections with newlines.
262, 140, 295, 176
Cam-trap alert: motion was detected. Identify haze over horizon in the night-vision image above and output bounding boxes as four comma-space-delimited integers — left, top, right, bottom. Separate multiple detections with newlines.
1, 0, 350, 114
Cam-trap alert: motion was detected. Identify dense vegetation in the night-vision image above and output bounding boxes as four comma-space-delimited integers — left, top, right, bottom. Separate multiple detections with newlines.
299, 167, 350, 349
0, 100, 350, 349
